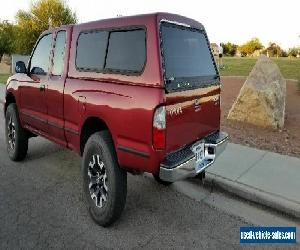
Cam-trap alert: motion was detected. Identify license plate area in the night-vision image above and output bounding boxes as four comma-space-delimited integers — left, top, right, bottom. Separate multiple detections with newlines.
192, 141, 205, 172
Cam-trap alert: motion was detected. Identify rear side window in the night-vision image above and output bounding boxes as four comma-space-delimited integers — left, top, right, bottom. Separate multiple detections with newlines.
75, 28, 146, 74
76, 31, 108, 71
105, 30, 146, 72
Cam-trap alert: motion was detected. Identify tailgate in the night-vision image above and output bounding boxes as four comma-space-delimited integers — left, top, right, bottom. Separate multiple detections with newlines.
165, 85, 220, 153
159, 20, 221, 153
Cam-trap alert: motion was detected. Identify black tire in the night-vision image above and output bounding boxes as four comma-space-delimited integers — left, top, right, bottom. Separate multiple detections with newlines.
152, 173, 173, 186
5, 103, 28, 161
82, 131, 127, 227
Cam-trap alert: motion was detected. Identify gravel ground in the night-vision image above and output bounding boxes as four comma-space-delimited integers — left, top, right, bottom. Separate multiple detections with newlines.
221, 77, 300, 158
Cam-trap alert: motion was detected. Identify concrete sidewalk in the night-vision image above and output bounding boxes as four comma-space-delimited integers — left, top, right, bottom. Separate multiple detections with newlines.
0, 84, 5, 105
0, 83, 299, 218
206, 143, 300, 219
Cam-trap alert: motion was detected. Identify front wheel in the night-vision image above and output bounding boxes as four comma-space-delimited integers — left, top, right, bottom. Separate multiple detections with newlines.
5, 103, 28, 161
82, 131, 127, 227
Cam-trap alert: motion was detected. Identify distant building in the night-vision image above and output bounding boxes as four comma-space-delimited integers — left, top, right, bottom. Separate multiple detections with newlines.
2, 54, 12, 65
235, 50, 242, 57
210, 43, 219, 56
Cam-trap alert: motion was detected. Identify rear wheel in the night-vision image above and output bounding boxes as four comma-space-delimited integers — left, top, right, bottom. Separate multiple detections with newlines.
5, 103, 28, 161
82, 131, 127, 227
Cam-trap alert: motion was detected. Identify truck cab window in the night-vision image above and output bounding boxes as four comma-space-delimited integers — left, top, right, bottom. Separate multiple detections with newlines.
105, 29, 146, 72
30, 33, 52, 75
76, 31, 108, 71
52, 31, 66, 76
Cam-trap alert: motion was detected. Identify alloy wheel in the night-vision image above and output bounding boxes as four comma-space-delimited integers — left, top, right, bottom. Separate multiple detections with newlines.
7, 116, 16, 150
88, 154, 108, 208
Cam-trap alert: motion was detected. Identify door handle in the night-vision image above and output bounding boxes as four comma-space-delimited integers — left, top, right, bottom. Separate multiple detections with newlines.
39, 84, 46, 92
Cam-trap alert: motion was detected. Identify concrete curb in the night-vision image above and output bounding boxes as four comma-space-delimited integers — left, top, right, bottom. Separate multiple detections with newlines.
205, 172, 300, 220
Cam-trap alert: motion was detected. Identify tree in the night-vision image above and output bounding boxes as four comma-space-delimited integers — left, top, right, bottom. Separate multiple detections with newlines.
15, 0, 77, 54
0, 20, 17, 62
263, 42, 285, 57
239, 38, 263, 56
223, 42, 238, 56
288, 47, 300, 57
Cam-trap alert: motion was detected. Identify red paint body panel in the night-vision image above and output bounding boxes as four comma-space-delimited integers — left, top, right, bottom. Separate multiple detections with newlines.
5, 13, 221, 175
63, 78, 165, 172
18, 74, 48, 133
165, 86, 220, 153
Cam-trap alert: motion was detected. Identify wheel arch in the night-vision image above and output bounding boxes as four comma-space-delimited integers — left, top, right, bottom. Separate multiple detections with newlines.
4, 92, 16, 115
80, 116, 113, 156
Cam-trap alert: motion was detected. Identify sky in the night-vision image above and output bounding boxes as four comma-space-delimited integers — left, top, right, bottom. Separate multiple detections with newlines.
0, 0, 299, 50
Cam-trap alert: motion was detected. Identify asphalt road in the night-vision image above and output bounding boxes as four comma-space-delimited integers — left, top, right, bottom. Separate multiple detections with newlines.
0, 106, 298, 249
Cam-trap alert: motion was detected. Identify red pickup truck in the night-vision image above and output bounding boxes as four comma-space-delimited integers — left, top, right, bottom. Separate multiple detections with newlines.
4, 13, 228, 226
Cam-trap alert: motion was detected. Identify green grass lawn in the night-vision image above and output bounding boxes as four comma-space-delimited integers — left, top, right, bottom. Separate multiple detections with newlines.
0, 74, 10, 84
272, 58, 300, 80
220, 57, 300, 80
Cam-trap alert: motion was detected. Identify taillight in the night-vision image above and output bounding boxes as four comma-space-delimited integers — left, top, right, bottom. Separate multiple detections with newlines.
153, 106, 166, 150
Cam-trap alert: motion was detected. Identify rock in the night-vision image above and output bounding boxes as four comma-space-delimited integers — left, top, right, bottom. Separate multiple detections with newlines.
227, 55, 286, 129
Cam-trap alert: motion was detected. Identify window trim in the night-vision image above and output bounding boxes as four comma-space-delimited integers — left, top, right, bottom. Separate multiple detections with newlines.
28, 32, 53, 76
75, 26, 147, 76
51, 30, 67, 77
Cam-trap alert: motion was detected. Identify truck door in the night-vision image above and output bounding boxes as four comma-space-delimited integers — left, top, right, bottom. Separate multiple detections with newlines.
19, 33, 53, 133
46, 28, 70, 147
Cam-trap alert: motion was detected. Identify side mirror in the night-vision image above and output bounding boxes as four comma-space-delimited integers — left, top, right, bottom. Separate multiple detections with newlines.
15, 61, 27, 74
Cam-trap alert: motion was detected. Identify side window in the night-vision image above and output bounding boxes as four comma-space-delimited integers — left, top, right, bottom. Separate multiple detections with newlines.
76, 31, 108, 71
52, 31, 66, 76
30, 34, 52, 75
105, 29, 146, 72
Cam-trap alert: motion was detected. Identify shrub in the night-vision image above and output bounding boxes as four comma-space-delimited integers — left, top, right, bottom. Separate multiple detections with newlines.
288, 47, 299, 57
223, 42, 238, 56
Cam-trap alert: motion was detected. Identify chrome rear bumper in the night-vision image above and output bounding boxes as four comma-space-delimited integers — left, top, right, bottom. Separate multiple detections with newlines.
159, 131, 229, 182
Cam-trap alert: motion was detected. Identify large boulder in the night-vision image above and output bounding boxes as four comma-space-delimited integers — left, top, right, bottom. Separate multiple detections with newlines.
227, 55, 286, 129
